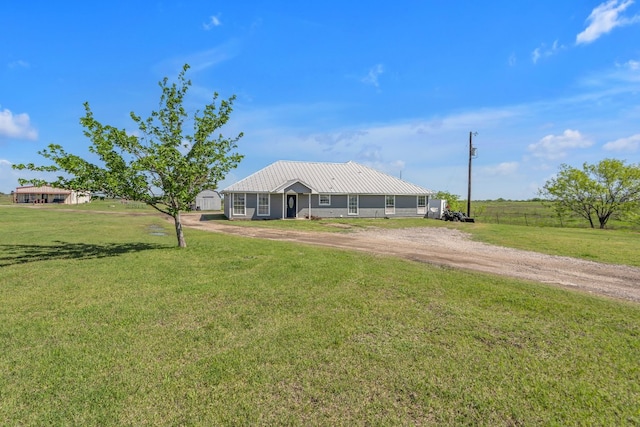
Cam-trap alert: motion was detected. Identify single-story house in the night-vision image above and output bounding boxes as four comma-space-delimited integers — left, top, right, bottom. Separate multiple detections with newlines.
193, 189, 222, 211
221, 160, 434, 220
13, 185, 91, 205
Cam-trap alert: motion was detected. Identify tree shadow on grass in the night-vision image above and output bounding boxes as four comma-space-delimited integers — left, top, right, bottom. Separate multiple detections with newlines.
0, 241, 167, 267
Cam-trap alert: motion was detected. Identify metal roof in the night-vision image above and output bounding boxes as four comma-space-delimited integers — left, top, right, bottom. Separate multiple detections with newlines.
15, 185, 71, 195
222, 161, 433, 195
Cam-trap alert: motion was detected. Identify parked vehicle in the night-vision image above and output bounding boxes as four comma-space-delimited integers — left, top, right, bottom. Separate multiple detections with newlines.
442, 210, 475, 222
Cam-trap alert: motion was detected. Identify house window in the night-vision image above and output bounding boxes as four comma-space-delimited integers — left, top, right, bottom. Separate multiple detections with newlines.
385, 195, 395, 215
417, 195, 427, 214
319, 194, 331, 206
257, 193, 270, 216
348, 194, 359, 215
232, 193, 246, 216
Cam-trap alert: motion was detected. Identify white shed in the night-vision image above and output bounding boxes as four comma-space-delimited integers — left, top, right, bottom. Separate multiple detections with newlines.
194, 190, 222, 211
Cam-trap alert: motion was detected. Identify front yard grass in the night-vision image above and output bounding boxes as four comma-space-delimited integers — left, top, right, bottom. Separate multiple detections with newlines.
1, 207, 639, 425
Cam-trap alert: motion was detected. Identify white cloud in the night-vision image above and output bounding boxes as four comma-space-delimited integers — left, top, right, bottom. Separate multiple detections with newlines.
577, 57, 640, 88
603, 133, 640, 151
528, 129, 593, 160
157, 39, 241, 75
412, 108, 519, 135
531, 40, 564, 64
612, 58, 640, 80
314, 130, 368, 148
361, 64, 384, 88
0, 159, 11, 166
390, 160, 406, 171
483, 162, 519, 176
203, 15, 221, 30
0, 108, 38, 140
508, 53, 517, 67
576, 0, 640, 45
531, 48, 541, 64
357, 144, 383, 162
8, 60, 29, 69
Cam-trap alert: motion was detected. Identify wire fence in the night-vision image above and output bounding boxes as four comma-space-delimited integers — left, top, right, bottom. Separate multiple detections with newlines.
474, 212, 566, 227
121, 200, 147, 209
473, 211, 639, 230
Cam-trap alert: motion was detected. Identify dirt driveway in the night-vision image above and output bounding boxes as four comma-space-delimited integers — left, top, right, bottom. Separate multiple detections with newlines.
180, 214, 640, 303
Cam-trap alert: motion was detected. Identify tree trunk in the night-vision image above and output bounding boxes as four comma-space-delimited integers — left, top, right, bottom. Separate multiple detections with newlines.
599, 216, 607, 229
173, 212, 187, 247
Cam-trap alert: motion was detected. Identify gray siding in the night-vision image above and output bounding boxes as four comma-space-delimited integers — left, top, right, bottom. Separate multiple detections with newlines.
284, 182, 312, 193
226, 193, 285, 220
300, 194, 427, 219
225, 192, 428, 220
300, 194, 349, 218
270, 194, 284, 219
393, 195, 424, 217
224, 197, 230, 218
357, 195, 388, 219
245, 193, 257, 218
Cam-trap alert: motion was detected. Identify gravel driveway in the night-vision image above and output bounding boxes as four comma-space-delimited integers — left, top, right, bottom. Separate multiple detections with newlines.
181, 214, 640, 303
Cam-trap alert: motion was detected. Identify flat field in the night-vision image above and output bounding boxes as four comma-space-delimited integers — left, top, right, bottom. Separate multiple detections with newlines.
471, 199, 640, 230
1, 206, 639, 425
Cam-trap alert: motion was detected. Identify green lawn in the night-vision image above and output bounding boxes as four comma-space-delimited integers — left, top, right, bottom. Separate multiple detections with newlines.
1, 206, 639, 425
0, 194, 13, 205
469, 222, 640, 267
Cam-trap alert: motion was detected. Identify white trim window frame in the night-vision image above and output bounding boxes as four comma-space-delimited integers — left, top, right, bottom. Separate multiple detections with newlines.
385, 195, 395, 215
417, 195, 427, 214
348, 194, 359, 215
319, 194, 331, 206
257, 193, 270, 216
232, 193, 246, 216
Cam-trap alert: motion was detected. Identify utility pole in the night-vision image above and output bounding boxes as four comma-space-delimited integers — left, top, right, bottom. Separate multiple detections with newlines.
467, 131, 478, 218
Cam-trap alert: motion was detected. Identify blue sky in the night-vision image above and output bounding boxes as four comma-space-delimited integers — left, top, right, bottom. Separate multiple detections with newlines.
1, 1, 639, 200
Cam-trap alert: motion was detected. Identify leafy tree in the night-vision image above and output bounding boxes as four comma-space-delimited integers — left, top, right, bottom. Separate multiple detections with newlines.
433, 191, 462, 211
539, 159, 640, 229
14, 64, 243, 247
